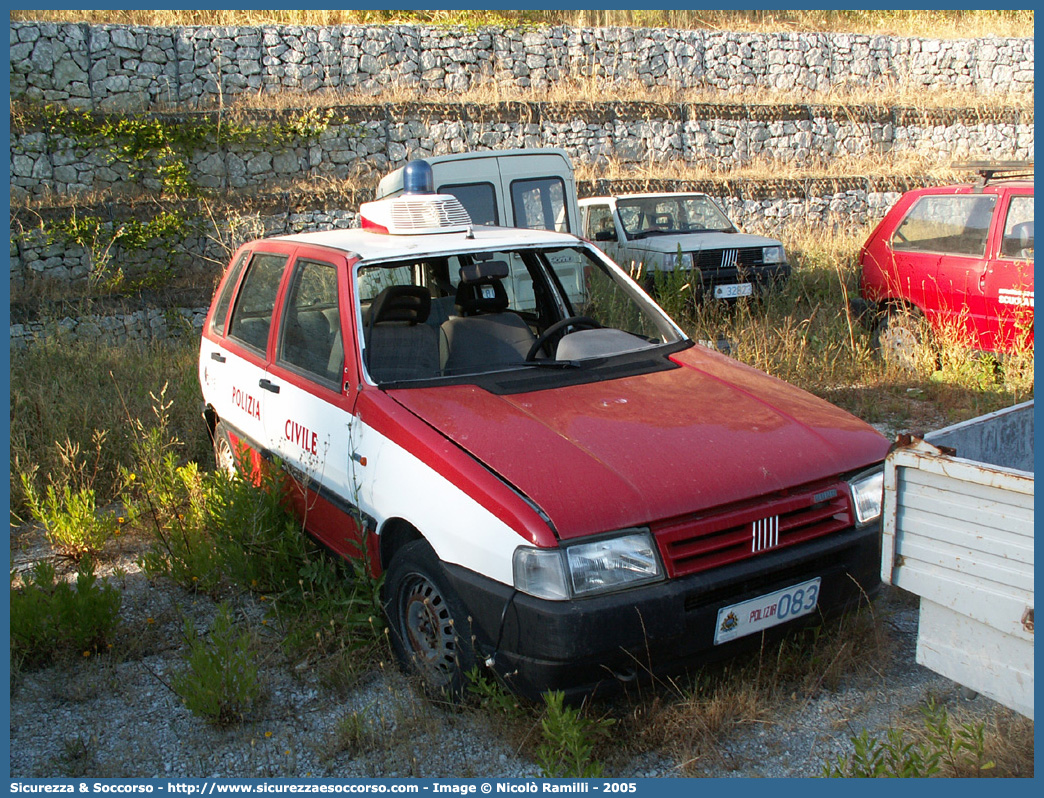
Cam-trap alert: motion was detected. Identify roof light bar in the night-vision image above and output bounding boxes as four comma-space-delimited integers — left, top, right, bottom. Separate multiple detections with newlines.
359, 194, 473, 235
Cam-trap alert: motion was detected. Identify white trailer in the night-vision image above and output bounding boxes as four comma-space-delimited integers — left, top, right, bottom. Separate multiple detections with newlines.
881, 400, 1034, 719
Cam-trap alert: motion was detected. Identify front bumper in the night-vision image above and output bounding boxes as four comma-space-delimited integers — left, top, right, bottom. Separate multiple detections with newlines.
446, 521, 880, 700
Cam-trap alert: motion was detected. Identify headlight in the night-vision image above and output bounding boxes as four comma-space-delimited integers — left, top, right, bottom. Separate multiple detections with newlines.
662, 252, 694, 270
762, 245, 785, 265
513, 530, 664, 600
849, 468, 884, 525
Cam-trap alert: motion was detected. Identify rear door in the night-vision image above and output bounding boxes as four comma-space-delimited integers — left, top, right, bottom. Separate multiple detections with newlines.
982, 191, 1034, 352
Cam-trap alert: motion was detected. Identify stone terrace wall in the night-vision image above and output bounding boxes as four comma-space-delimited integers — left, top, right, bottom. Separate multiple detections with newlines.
10, 177, 924, 290
10, 102, 1032, 202
10, 23, 1034, 111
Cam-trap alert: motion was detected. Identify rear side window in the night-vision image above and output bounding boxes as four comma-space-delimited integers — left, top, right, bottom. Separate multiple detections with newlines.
1000, 195, 1034, 260
227, 253, 288, 354
209, 251, 249, 336
892, 194, 997, 257
511, 177, 570, 233
440, 182, 498, 226
278, 259, 345, 386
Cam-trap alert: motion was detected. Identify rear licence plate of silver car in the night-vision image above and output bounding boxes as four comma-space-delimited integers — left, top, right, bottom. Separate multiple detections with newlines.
714, 577, 821, 644
714, 283, 753, 299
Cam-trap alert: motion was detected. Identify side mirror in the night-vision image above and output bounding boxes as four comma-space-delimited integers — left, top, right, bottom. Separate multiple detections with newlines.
594, 231, 615, 242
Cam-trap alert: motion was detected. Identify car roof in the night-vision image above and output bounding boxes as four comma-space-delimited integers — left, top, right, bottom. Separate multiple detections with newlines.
273, 224, 581, 261
579, 193, 710, 203
913, 179, 1034, 195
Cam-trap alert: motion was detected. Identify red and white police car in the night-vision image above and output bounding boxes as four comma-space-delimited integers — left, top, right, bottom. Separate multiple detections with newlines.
199, 161, 889, 699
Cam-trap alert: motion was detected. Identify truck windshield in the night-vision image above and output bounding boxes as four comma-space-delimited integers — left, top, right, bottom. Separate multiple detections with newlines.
356, 245, 684, 385
617, 195, 736, 239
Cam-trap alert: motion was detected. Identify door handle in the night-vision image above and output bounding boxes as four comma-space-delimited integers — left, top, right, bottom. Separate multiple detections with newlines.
210, 352, 226, 363
258, 379, 280, 394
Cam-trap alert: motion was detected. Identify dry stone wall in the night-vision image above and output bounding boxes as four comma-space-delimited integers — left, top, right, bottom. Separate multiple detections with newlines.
10, 23, 1034, 111
10, 102, 1032, 202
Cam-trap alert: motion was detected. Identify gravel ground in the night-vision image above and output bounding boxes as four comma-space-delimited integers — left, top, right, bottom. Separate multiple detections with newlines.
10, 518, 1013, 781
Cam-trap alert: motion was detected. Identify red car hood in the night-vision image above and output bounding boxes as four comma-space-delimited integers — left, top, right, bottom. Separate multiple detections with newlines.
390, 346, 888, 539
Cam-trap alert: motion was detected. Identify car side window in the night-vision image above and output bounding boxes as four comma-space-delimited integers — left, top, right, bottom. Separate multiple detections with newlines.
278, 259, 345, 386
227, 253, 288, 354
511, 177, 570, 233
584, 204, 616, 241
209, 250, 250, 336
892, 195, 997, 257
1001, 195, 1034, 261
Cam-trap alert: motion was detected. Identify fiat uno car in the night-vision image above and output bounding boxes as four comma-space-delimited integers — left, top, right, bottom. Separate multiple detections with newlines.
199, 162, 889, 700
856, 163, 1034, 366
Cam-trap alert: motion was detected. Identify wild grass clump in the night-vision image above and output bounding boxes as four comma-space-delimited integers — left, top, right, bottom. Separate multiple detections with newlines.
172, 602, 263, 725
535, 691, 615, 778
10, 337, 209, 522
122, 388, 386, 676
11, 10, 1032, 40
19, 435, 120, 558
10, 558, 122, 669
822, 697, 1016, 777
627, 599, 890, 775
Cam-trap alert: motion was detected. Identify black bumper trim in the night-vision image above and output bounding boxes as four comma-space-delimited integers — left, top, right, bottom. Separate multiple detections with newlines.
445, 522, 880, 700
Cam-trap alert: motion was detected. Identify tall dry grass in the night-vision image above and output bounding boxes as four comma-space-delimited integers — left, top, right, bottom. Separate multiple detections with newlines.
9, 10, 1033, 40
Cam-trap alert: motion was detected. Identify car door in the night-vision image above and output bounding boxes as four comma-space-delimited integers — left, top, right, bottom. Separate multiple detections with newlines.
982, 192, 1034, 352
890, 192, 995, 341
219, 248, 293, 459
263, 248, 364, 558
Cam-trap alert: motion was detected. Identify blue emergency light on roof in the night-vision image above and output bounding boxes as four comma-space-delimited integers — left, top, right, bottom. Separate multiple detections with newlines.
402, 159, 435, 195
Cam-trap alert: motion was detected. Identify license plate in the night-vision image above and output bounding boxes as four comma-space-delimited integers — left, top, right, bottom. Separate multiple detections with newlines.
714, 283, 753, 299
714, 577, 821, 645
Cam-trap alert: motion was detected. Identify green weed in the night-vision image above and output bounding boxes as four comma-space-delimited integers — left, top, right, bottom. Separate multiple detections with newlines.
535, 691, 614, 778
10, 558, 122, 669
172, 603, 263, 725
19, 435, 120, 558
822, 697, 995, 778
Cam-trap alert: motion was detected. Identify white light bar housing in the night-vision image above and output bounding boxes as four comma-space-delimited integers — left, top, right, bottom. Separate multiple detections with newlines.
359, 194, 472, 235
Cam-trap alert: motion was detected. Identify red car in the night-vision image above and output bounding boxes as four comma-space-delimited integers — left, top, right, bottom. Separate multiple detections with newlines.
199, 163, 889, 700
856, 164, 1033, 365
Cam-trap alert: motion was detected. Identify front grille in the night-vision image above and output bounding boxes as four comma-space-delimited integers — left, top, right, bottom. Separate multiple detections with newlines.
694, 247, 765, 271
653, 480, 853, 579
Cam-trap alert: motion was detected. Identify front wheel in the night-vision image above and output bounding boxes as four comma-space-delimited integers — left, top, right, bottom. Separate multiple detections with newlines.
384, 539, 476, 700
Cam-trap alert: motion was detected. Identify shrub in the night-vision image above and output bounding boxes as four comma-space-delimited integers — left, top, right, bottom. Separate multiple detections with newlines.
822, 698, 995, 778
20, 436, 120, 558
10, 558, 122, 668
535, 691, 613, 778
171, 603, 262, 725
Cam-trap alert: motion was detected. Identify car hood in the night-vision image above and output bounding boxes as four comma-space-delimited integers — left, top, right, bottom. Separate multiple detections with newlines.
627, 231, 781, 253
388, 346, 888, 539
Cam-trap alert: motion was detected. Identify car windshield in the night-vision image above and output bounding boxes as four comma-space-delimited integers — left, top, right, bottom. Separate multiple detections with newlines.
356, 244, 685, 385
616, 196, 736, 239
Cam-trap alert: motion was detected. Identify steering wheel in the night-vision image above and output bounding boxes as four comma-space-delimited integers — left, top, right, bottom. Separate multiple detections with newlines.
525, 316, 602, 361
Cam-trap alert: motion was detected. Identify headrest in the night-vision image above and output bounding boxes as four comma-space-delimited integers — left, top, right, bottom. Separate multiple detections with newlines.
459, 259, 509, 284
456, 278, 509, 316
369, 285, 431, 326
1014, 220, 1034, 247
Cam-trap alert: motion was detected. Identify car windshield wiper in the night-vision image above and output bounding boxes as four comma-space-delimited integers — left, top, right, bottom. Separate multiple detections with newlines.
631, 230, 676, 239
524, 359, 580, 369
